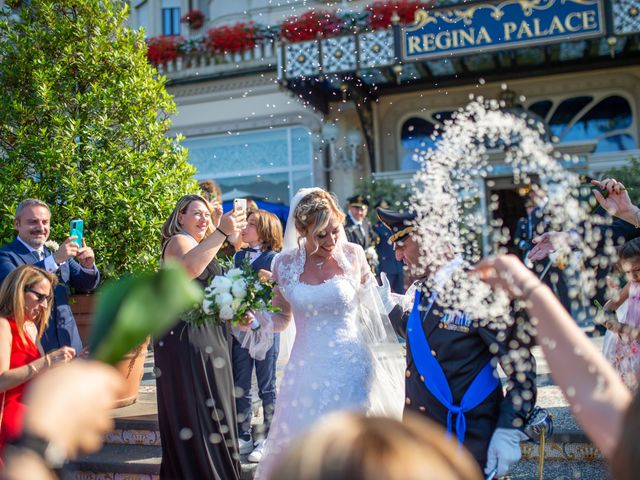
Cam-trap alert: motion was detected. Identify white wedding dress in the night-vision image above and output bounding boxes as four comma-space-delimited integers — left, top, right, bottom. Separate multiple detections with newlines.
255, 189, 404, 480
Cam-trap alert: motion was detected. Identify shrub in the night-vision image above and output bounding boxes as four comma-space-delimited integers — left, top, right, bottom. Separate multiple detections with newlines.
0, 0, 198, 280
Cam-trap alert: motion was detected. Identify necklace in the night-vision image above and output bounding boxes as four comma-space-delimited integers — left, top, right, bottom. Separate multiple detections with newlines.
314, 258, 326, 269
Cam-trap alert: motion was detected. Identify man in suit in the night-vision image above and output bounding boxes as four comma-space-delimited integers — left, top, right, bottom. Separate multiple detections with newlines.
373, 200, 404, 293
0, 199, 100, 353
344, 195, 377, 250
375, 207, 536, 478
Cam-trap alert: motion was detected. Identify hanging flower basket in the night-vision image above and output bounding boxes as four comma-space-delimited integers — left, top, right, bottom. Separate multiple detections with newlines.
280, 10, 342, 42
146, 35, 185, 65
367, 0, 435, 30
181, 9, 205, 30
206, 22, 257, 54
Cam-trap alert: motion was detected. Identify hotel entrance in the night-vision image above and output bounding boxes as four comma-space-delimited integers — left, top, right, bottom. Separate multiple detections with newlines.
486, 177, 529, 256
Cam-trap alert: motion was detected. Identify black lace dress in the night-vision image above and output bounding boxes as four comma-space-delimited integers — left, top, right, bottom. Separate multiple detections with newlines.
154, 256, 241, 480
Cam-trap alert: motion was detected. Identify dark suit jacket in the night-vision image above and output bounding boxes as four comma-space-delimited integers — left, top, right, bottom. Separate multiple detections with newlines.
389, 280, 536, 468
373, 221, 403, 275
344, 215, 377, 250
0, 237, 100, 352
234, 249, 276, 272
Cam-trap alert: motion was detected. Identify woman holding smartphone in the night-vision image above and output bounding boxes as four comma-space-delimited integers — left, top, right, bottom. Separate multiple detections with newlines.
156, 195, 245, 480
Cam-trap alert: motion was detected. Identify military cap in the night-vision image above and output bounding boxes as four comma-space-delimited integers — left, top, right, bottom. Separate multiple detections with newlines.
376, 207, 416, 243
348, 195, 369, 208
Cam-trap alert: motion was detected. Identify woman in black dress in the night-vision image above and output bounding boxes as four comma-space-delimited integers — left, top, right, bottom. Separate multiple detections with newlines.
155, 194, 246, 479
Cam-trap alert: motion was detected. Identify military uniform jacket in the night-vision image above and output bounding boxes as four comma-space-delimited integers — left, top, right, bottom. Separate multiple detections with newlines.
389, 280, 537, 467
344, 215, 377, 250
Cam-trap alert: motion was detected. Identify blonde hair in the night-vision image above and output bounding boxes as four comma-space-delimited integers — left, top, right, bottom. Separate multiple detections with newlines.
161, 195, 215, 250
269, 412, 481, 480
0, 265, 57, 346
293, 190, 346, 247
249, 209, 283, 252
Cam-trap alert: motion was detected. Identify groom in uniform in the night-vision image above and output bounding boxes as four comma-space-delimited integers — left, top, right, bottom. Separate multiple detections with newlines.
376, 207, 536, 478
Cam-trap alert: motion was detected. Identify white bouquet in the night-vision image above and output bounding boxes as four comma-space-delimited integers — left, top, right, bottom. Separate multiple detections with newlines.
186, 260, 278, 328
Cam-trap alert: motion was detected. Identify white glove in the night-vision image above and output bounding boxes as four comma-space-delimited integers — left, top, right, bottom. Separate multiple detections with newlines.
484, 428, 527, 478
376, 272, 397, 314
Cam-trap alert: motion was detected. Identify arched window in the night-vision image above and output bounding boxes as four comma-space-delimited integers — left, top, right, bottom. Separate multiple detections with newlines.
528, 95, 637, 152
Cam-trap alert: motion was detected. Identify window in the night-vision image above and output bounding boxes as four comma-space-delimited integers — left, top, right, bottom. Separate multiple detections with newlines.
161, 0, 181, 36
400, 112, 453, 170
528, 94, 637, 152
181, 127, 314, 205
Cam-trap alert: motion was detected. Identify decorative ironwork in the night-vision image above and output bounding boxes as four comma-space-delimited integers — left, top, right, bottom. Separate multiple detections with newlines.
322, 36, 358, 74
284, 41, 320, 79
359, 30, 396, 69
612, 0, 640, 35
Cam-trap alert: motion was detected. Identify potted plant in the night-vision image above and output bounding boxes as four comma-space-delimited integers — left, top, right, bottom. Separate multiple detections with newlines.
0, 0, 198, 405
181, 8, 205, 31
280, 10, 342, 42
367, 0, 435, 30
206, 22, 258, 60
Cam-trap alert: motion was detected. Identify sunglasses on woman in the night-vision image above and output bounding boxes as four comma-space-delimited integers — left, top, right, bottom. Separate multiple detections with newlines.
25, 288, 52, 304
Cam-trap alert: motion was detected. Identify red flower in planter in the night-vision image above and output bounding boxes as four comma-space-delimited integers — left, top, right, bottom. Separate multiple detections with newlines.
146, 35, 185, 65
206, 22, 257, 54
181, 9, 205, 30
367, 0, 435, 30
281, 10, 342, 42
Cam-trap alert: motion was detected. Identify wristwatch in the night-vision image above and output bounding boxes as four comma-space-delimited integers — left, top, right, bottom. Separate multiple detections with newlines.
6, 432, 66, 470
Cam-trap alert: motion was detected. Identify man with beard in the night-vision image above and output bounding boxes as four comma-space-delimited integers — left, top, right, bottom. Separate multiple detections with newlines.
375, 206, 536, 478
0, 199, 99, 352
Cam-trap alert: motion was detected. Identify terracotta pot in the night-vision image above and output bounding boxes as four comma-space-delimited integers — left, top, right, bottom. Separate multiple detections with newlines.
70, 294, 149, 408
70, 293, 96, 346
113, 337, 150, 408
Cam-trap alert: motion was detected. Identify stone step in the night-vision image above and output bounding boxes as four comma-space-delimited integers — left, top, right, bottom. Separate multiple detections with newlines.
509, 459, 610, 479
62, 443, 257, 480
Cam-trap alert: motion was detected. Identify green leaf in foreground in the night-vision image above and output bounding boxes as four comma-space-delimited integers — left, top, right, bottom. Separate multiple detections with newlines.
89, 261, 203, 365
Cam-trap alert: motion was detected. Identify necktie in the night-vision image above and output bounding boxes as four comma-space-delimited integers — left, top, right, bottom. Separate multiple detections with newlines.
242, 247, 258, 253
32, 250, 43, 261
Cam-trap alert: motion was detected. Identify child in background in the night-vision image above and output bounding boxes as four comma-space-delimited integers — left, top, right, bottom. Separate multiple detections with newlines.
604, 237, 640, 391
232, 210, 283, 462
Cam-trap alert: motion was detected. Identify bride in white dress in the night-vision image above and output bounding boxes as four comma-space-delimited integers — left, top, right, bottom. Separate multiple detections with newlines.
254, 188, 404, 479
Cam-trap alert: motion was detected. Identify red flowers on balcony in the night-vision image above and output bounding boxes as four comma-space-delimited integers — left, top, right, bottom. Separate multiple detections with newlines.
146, 35, 185, 65
181, 9, 205, 30
206, 22, 257, 54
367, 0, 435, 30
281, 10, 342, 42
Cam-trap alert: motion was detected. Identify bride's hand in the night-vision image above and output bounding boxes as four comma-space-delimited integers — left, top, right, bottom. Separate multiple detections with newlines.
258, 269, 272, 283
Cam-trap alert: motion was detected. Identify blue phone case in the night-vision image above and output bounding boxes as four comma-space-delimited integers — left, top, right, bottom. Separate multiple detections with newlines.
70, 219, 84, 248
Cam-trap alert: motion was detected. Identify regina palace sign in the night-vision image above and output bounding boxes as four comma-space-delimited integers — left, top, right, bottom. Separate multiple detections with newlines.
402, 0, 606, 61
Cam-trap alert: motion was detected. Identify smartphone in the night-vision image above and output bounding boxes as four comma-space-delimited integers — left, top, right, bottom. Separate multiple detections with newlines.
233, 198, 247, 213
70, 219, 84, 248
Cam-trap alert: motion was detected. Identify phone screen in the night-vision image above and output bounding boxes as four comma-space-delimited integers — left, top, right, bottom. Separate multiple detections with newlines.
70, 219, 84, 248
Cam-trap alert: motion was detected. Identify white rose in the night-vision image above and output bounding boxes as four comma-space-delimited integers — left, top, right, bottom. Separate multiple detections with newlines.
226, 268, 243, 280
231, 279, 247, 299
231, 298, 243, 312
219, 304, 234, 321
202, 298, 214, 315
216, 292, 234, 307
211, 276, 232, 293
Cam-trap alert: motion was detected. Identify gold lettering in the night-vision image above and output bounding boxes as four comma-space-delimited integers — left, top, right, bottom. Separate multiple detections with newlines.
451, 29, 460, 48
435, 31, 452, 50
503, 22, 517, 41
533, 18, 549, 37
476, 26, 492, 45
548, 16, 565, 35
422, 33, 436, 52
459, 28, 475, 47
565, 12, 582, 32
517, 21, 533, 39
583, 11, 597, 30
408, 35, 422, 54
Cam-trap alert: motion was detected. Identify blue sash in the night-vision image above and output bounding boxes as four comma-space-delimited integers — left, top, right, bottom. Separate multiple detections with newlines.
407, 289, 499, 444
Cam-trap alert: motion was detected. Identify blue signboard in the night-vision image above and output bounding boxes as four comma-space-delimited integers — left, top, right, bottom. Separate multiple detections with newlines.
402, 0, 605, 61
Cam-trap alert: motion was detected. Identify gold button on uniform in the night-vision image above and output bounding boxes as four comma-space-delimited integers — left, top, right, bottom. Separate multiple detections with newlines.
431, 350, 436, 356
405, 370, 411, 378
420, 375, 425, 382
405, 397, 411, 405
419, 406, 426, 412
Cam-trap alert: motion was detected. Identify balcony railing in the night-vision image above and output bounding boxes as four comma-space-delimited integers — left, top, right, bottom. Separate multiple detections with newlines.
157, 40, 278, 80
